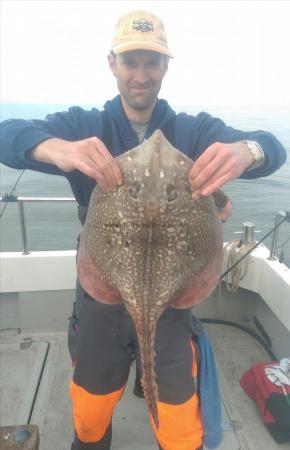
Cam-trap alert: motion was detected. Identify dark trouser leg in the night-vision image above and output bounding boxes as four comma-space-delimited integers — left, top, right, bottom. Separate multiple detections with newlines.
134, 308, 204, 450
69, 290, 132, 450
71, 425, 112, 449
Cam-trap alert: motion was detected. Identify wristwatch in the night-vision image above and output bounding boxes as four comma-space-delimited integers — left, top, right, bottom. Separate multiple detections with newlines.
243, 140, 265, 170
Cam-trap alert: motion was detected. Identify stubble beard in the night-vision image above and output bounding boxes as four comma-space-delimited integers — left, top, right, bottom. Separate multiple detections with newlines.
119, 82, 161, 112
126, 95, 154, 111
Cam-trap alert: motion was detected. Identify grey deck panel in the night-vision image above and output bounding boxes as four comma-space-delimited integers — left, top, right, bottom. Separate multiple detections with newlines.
205, 323, 290, 450
0, 340, 48, 426
0, 325, 288, 450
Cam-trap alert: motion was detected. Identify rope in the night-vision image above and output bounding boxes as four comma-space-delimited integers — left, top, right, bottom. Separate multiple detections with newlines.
224, 240, 256, 292
220, 212, 290, 281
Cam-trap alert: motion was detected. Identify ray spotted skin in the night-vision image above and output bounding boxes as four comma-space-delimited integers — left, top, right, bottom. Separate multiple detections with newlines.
77, 130, 227, 427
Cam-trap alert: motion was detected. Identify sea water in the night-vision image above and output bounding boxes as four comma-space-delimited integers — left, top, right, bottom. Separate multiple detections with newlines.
0, 103, 289, 266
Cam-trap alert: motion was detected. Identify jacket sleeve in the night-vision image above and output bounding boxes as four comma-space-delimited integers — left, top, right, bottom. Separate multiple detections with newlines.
0, 106, 103, 175
176, 112, 287, 179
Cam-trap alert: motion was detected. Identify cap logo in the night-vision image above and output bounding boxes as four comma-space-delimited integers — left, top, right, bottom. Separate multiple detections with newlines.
132, 19, 154, 33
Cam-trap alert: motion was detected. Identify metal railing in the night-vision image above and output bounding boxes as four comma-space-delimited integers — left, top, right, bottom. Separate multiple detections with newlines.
0, 195, 288, 259
268, 210, 288, 260
0, 195, 76, 254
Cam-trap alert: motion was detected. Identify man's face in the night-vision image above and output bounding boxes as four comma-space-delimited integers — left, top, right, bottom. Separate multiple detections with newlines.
108, 50, 168, 112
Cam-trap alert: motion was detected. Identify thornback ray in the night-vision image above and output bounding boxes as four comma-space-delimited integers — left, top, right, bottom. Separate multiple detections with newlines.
77, 129, 227, 428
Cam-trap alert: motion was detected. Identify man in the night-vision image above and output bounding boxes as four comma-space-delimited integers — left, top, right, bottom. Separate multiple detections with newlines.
0, 10, 286, 450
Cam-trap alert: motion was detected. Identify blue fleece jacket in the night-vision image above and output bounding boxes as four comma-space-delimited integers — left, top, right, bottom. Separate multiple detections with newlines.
0, 96, 287, 448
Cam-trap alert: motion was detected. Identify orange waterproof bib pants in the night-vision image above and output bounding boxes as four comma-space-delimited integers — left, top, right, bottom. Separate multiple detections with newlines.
69, 286, 204, 450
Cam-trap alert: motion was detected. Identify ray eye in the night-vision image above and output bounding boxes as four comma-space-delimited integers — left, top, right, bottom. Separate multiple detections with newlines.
166, 183, 177, 201
129, 181, 141, 199
124, 240, 130, 248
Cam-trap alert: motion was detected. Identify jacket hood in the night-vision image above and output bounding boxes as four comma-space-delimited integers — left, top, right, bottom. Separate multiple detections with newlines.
103, 95, 176, 150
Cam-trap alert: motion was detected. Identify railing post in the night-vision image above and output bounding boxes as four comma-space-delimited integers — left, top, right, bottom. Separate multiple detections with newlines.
268, 210, 286, 260
241, 221, 255, 244
18, 201, 30, 255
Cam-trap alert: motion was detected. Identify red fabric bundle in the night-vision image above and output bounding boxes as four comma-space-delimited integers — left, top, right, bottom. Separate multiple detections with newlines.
240, 360, 290, 443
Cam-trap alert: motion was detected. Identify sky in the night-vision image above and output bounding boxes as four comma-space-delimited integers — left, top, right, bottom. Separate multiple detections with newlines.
1, 0, 290, 108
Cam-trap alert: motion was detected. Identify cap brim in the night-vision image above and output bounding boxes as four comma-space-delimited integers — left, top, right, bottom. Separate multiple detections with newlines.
112, 41, 173, 57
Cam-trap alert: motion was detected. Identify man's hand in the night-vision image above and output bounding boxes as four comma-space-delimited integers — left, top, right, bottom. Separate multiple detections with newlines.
189, 141, 255, 197
31, 137, 123, 192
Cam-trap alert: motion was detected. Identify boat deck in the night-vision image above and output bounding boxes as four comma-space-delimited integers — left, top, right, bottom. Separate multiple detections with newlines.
0, 321, 287, 450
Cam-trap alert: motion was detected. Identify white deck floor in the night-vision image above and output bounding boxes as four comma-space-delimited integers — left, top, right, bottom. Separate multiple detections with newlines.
0, 323, 288, 450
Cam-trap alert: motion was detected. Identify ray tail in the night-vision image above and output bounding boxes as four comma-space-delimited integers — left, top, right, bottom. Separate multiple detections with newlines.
135, 317, 159, 429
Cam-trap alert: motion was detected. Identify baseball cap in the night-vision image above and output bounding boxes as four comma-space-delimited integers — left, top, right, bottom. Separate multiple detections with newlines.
111, 10, 173, 57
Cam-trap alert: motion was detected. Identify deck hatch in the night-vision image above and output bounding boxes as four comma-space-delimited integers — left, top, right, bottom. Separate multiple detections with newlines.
0, 340, 48, 426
